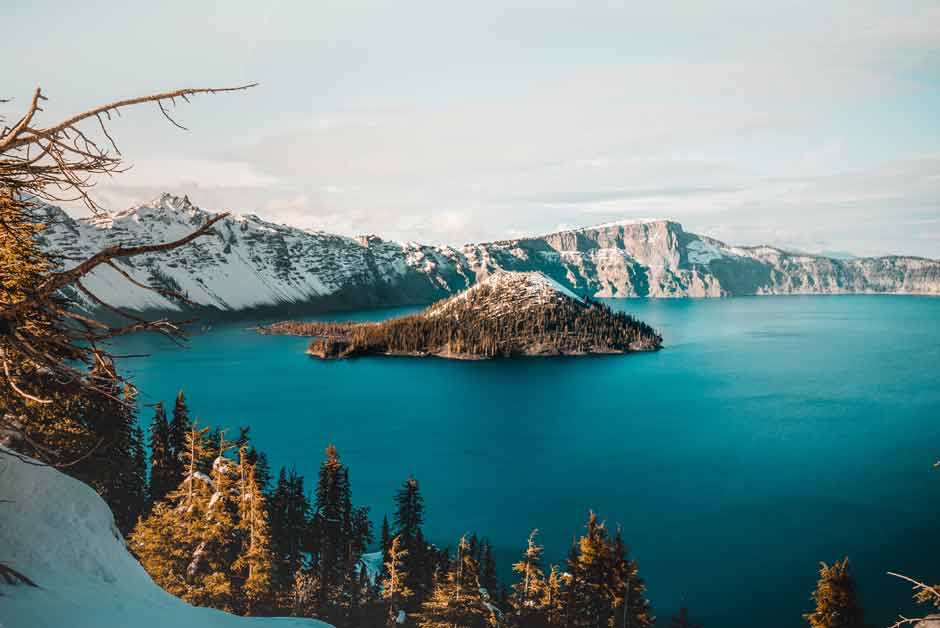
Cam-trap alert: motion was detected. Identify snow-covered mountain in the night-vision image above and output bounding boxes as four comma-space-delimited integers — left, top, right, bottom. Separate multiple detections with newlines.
36, 193, 940, 315
0, 447, 330, 628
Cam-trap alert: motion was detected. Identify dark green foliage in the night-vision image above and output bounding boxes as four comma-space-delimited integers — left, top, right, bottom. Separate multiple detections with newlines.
263, 281, 662, 359
269, 466, 311, 605
305, 445, 374, 624
148, 402, 174, 504
169, 389, 190, 476
76, 382, 148, 535
393, 476, 432, 609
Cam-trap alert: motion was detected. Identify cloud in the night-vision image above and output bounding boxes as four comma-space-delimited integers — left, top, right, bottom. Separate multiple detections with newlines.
34, 1, 938, 258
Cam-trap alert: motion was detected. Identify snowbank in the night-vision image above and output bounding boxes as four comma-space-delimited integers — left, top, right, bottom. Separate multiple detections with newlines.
0, 447, 331, 628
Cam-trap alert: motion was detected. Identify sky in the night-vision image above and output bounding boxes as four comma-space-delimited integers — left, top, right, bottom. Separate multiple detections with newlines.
4, 0, 940, 257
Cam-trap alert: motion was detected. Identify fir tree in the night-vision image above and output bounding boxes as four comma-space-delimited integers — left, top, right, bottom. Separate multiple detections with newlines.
131, 423, 149, 516
235, 446, 275, 615
382, 535, 414, 626
312, 443, 350, 612
394, 476, 425, 540
480, 538, 498, 595
148, 402, 175, 504
418, 535, 496, 628
612, 527, 653, 628
510, 530, 548, 628
381, 515, 392, 578
394, 475, 428, 606
543, 565, 565, 627
803, 557, 865, 628
169, 389, 191, 477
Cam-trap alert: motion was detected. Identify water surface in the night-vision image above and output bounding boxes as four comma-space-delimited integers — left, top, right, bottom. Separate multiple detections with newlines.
112, 296, 940, 627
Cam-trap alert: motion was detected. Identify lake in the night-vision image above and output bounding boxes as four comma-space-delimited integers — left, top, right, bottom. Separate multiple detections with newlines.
111, 295, 940, 627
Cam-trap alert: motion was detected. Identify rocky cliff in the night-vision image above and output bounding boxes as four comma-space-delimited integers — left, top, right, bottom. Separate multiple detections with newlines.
36, 194, 940, 315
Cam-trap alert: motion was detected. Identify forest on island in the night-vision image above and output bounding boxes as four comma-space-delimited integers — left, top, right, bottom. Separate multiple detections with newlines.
261, 283, 662, 359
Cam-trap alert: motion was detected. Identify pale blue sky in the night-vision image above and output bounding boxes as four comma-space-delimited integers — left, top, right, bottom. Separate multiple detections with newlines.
5, 0, 939, 256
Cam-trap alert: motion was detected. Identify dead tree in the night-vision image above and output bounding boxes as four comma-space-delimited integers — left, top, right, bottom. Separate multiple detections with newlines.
0, 83, 254, 444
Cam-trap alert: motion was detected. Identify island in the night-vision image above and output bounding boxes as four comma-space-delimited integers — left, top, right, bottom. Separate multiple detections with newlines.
258, 271, 663, 359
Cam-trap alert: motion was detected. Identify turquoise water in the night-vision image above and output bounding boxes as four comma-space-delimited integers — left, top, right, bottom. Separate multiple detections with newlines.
112, 296, 940, 627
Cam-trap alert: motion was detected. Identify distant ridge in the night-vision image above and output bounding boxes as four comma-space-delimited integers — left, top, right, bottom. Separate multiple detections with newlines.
35, 193, 940, 317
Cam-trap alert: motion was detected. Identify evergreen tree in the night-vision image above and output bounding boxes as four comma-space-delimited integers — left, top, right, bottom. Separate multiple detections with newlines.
270, 466, 312, 610
312, 443, 350, 613
418, 536, 496, 628
394, 476, 425, 540
80, 380, 146, 535
235, 446, 275, 615
131, 423, 149, 516
480, 538, 498, 595
543, 565, 565, 627
131, 421, 216, 604
382, 535, 414, 626
169, 389, 191, 478
803, 557, 865, 628
566, 513, 654, 628
510, 530, 548, 628
394, 475, 429, 606
148, 402, 175, 504
381, 515, 392, 578
612, 527, 653, 628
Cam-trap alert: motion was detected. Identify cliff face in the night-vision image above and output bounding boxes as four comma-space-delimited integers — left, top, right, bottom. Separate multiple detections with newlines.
37, 194, 940, 315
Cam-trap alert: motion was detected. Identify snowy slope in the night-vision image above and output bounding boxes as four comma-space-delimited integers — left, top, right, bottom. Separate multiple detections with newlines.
425, 271, 584, 319
0, 447, 331, 628
36, 193, 940, 314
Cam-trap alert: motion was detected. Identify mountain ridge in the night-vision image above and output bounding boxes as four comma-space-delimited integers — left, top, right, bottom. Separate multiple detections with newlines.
35, 193, 940, 316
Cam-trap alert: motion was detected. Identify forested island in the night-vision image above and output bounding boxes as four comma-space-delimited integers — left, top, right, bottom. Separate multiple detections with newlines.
259, 272, 663, 359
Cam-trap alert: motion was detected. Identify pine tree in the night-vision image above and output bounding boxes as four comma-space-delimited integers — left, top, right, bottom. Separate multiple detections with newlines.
394, 475, 428, 606
543, 565, 565, 627
148, 402, 175, 504
382, 535, 414, 626
510, 530, 548, 628
130, 420, 215, 603
169, 389, 191, 478
235, 446, 275, 615
381, 515, 392, 578
418, 535, 496, 628
803, 557, 865, 628
612, 527, 653, 628
312, 443, 349, 613
131, 423, 149, 516
564, 513, 653, 628
81, 380, 145, 535
394, 476, 425, 540
480, 538, 498, 595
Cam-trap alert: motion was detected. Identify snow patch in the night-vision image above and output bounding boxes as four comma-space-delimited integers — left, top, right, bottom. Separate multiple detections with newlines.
0, 447, 331, 628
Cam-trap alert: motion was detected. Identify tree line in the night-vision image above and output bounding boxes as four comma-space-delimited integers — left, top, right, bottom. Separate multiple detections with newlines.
126, 393, 664, 627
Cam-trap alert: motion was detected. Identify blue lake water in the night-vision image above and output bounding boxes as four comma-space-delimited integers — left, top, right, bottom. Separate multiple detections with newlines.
112, 295, 940, 627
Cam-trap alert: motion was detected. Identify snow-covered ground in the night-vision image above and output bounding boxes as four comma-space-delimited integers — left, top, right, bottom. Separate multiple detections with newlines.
0, 447, 331, 628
